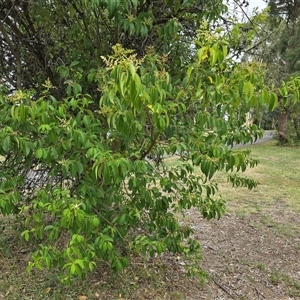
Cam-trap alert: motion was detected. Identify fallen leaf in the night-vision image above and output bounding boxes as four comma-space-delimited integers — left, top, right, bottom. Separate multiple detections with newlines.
78, 296, 88, 300
44, 287, 51, 294
5, 286, 13, 297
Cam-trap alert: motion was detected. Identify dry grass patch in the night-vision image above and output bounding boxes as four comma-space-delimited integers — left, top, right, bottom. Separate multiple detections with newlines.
218, 140, 300, 214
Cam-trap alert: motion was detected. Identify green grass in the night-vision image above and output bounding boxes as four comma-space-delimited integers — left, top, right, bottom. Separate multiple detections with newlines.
165, 140, 300, 215
211, 140, 300, 215
269, 269, 300, 297
255, 262, 266, 271
236, 141, 300, 212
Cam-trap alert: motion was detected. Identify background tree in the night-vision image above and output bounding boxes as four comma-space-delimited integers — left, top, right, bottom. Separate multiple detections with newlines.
240, 0, 300, 142
266, 0, 300, 143
0, 0, 277, 282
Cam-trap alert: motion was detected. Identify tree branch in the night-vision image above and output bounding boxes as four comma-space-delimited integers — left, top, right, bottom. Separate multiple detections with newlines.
0, 10, 56, 86
0, 21, 22, 89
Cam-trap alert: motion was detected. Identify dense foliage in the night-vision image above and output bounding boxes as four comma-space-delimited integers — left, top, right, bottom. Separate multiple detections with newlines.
0, 0, 277, 282
0, 0, 226, 95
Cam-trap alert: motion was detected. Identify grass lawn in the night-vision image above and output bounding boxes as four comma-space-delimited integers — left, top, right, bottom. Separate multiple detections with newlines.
1, 139, 300, 299
216, 140, 300, 214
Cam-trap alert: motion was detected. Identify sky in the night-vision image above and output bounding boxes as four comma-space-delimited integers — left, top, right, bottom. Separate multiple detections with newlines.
247, 0, 268, 11
227, 1, 268, 20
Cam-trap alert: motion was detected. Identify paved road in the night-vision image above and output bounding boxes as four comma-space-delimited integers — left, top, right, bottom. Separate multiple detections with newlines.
233, 130, 274, 148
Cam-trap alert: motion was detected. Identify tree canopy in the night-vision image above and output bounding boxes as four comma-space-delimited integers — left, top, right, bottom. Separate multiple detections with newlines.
0, 0, 278, 282
0, 0, 226, 94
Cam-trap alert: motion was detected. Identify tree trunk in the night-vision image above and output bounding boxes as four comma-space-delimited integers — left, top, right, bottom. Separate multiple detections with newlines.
278, 107, 290, 144
292, 115, 300, 141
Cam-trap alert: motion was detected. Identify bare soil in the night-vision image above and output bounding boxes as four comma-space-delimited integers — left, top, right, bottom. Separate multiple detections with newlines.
83, 205, 300, 300
182, 207, 300, 300
1, 205, 300, 300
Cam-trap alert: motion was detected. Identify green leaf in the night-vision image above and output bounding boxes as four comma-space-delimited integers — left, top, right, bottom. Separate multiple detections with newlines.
222, 45, 228, 57
45, 257, 51, 269
128, 63, 136, 77
269, 93, 278, 111
70, 263, 77, 275
238, 80, 244, 98
2, 136, 11, 152
197, 47, 207, 62
73, 83, 82, 95
187, 65, 194, 81
69, 162, 77, 177
209, 48, 217, 66
69, 5, 75, 17
21, 230, 30, 242
66, 85, 72, 96
107, 0, 120, 15
36, 148, 43, 159
75, 259, 85, 269
103, 164, 110, 184
24, 142, 31, 156
19, 104, 28, 122
76, 161, 84, 174
91, 217, 100, 228
83, 115, 91, 127
44, 225, 55, 231
70, 61, 80, 67
43, 149, 49, 160
261, 89, 268, 103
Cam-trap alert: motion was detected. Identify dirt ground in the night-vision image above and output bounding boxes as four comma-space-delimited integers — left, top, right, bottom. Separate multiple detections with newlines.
101, 205, 300, 300
180, 207, 300, 300
1, 203, 300, 300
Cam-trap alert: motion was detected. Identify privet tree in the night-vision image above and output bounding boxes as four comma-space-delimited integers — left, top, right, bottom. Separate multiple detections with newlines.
0, 0, 276, 282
